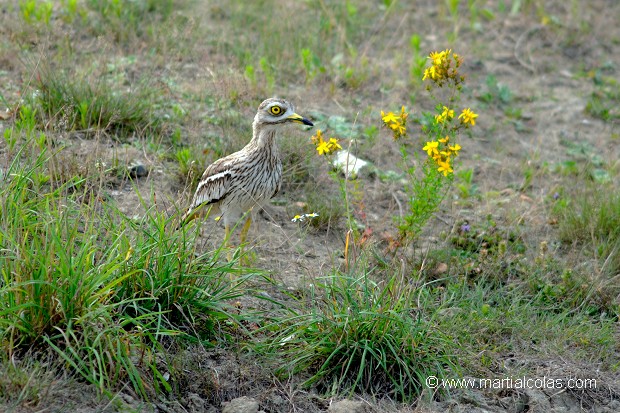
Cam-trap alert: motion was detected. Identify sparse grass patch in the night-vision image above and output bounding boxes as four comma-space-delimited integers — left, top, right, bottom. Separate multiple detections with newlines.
175, 146, 209, 190
554, 183, 620, 289
437, 275, 618, 370
450, 215, 525, 257
18, 0, 54, 25
208, 0, 378, 88
85, 0, 176, 44
301, 184, 346, 230
0, 354, 56, 408
528, 262, 619, 319
31, 66, 162, 141
586, 67, 620, 122
557, 189, 620, 245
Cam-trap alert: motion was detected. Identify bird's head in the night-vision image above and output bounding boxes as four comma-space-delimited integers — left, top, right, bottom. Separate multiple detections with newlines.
254, 98, 314, 131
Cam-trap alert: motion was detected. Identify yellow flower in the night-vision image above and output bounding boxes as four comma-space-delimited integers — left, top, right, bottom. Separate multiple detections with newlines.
327, 138, 342, 152
459, 108, 478, 126
423, 49, 462, 85
428, 51, 441, 66
292, 212, 320, 222
423, 141, 439, 156
381, 108, 408, 139
437, 159, 453, 176
381, 111, 399, 125
434, 106, 454, 124
423, 67, 431, 80
423, 65, 442, 81
429, 50, 446, 66
400, 106, 408, 121
315, 137, 341, 156
396, 123, 406, 136
311, 129, 324, 144
428, 49, 452, 66
390, 120, 406, 137
311, 130, 341, 156
448, 144, 461, 154
439, 136, 450, 143
316, 140, 330, 155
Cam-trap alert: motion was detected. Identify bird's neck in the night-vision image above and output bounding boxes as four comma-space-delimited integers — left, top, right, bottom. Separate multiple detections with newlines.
250, 122, 277, 149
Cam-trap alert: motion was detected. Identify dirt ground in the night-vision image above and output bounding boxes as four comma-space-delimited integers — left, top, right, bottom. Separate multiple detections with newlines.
1, 0, 619, 412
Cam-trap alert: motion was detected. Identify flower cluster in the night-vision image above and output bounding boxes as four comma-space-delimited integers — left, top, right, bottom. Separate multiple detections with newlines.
423, 135, 462, 177
458, 108, 478, 126
381, 106, 408, 140
291, 212, 319, 222
435, 106, 454, 124
422, 49, 464, 87
311, 129, 342, 156
422, 104, 477, 176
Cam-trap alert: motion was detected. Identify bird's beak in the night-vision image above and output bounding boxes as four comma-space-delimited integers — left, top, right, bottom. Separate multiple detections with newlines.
287, 113, 314, 127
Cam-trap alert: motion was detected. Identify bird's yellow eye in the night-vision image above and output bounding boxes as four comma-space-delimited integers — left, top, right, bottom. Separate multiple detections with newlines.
269, 105, 282, 116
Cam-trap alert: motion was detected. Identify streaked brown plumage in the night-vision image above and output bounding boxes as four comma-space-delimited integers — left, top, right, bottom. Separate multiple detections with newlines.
179, 98, 313, 241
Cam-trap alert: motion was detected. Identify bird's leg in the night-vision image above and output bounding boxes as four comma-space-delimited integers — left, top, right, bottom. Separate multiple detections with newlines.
238, 215, 253, 266
240, 215, 252, 246
225, 224, 233, 262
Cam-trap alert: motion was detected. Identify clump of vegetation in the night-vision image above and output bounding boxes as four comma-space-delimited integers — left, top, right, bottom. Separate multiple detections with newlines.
85, 0, 176, 43
18, 0, 54, 25
259, 271, 457, 401
0, 141, 252, 397
554, 185, 620, 285
31, 68, 161, 141
586, 67, 620, 121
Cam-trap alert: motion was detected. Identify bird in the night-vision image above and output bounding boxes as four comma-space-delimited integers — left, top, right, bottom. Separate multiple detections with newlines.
179, 97, 314, 251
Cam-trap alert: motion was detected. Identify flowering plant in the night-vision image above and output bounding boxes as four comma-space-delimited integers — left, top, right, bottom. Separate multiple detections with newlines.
381, 49, 478, 239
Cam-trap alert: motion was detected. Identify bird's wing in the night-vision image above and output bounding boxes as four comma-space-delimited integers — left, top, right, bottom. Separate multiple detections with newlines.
189, 157, 234, 210
178, 157, 235, 227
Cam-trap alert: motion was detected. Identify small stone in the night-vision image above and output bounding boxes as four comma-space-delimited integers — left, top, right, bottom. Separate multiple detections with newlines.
433, 262, 449, 275
332, 150, 369, 178
182, 392, 205, 412
328, 399, 366, 413
222, 396, 260, 413
128, 163, 148, 178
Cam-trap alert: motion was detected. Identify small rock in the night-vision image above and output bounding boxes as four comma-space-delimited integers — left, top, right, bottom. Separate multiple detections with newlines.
128, 163, 148, 178
328, 399, 366, 413
523, 389, 551, 410
222, 396, 260, 413
432, 262, 449, 275
332, 150, 369, 178
182, 392, 206, 412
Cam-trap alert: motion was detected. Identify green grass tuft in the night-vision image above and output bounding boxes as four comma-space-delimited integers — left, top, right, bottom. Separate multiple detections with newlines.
31, 67, 162, 141
0, 143, 252, 398
257, 270, 457, 401
556, 186, 620, 279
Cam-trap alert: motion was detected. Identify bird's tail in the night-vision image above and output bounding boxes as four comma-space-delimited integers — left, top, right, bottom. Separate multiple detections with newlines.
177, 209, 197, 229
176, 203, 211, 230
